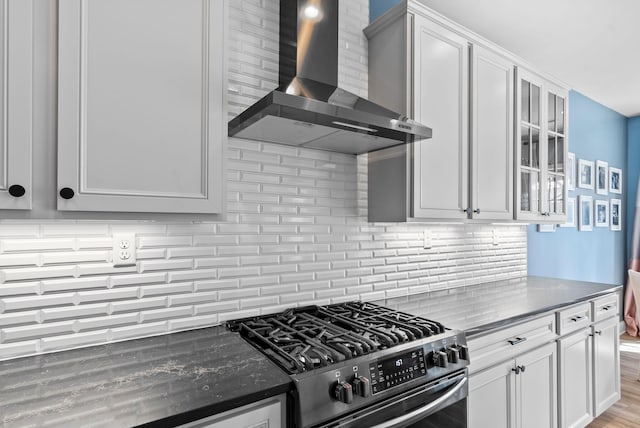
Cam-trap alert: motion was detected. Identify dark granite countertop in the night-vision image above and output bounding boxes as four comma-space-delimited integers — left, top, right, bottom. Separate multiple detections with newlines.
0, 325, 291, 428
0, 276, 622, 427
376, 276, 622, 337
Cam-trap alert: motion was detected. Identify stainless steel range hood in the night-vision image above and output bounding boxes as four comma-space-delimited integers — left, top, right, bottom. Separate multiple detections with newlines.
228, 0, 432, 155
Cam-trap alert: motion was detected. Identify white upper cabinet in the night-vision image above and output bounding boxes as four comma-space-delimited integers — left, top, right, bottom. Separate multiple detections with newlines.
57, 0, 224, 214
470, 44, 514, 221
366, 3, 517, 222
412, 15, 469, 220
0, 0, 33, 210
366, 2, 568, 223
515, 68, 568, 223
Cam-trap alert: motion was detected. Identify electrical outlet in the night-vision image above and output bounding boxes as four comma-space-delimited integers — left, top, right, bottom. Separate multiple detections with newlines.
423, 229, 432, 249
492, 229, 500, 246
113, 234, 136, 267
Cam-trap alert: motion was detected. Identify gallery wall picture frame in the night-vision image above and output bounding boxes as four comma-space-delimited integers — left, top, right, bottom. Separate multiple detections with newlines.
610, 198, 622, 231
567, 152, 576, 191
537, 224, 556, 233
579, 195, 593, 231
560, 197, 576, 228
609, 167, 622, 194
595, 199, 609, 227
596, 160, 608, 195
578, 159, 595, 190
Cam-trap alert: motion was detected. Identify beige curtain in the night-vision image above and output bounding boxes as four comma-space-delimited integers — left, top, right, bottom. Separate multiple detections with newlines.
624, 178, 640, 335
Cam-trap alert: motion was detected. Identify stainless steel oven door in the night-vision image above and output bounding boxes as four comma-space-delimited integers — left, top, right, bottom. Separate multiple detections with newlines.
317, 370, 467, 428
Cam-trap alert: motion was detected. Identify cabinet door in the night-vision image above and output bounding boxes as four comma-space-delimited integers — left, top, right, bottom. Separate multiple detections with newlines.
58, 0, 224, 213
468, 359, 516, 428
544, 83, 568, 223
469, 44, 513, 220
593, 317, 620, 416
514, 68, 544, 222
558, 328, 593, 428
516, 342, 557, 428
412, 15, 468, 220
0, 0, 33, 210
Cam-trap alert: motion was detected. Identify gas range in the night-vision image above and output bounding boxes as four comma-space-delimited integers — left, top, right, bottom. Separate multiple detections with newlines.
227, 301, 469, 428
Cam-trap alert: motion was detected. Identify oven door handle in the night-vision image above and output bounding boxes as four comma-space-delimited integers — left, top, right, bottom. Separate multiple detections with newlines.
370, 377, 468, 428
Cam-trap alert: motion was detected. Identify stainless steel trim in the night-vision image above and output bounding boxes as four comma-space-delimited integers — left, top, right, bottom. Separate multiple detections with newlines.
228, 0, 433, 154
371, 377, 468, 428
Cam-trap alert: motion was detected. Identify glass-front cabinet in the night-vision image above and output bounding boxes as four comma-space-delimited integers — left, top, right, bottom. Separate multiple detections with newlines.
515, 68, 568, 223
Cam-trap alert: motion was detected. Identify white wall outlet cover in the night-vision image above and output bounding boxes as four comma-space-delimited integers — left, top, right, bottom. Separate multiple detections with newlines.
112, 233, 136, 267
423, 229, 432, 249
492, 229, 500, 245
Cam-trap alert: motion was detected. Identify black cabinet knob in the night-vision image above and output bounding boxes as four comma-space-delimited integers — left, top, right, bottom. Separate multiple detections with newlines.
474, 209, 481, 214
59, 187, 75, 200
8, 185, 25, 197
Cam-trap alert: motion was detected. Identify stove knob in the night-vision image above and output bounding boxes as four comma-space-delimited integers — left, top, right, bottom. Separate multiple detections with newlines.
436, 350, 448, 368
447, 346, 459, 364
353, 376, 371, 398
334, 381, 353, 404
458, 345, 469, 360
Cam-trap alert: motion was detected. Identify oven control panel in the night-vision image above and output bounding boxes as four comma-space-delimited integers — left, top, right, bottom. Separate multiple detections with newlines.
297, 331, 468, 428
368, 347, 426, 394
327, 336, 469, 402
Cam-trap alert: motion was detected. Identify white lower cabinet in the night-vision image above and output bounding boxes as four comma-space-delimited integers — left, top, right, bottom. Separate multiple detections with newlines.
469, 359, 515, 428
558, 328, 593, 428
469, 292, 620, 428
469, 342, 557, 428
518, 343, 558, 428
177, 395, 284, 428
557, 300, 620, 428
592, 317, 620, 417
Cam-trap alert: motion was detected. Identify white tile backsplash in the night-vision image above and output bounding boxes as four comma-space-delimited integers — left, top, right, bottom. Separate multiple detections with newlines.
0, 0, 527, 360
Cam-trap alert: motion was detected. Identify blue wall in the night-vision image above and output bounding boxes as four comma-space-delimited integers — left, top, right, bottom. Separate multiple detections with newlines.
370, 0, 401, 22
528, 91, 628, 285
627, 117, 640, 261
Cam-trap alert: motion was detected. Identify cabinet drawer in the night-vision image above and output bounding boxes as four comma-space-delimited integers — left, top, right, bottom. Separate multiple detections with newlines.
176, 395, 284, 428
467, 313, 556, 374
557, 302, 591, 336
592, 293, 619, 322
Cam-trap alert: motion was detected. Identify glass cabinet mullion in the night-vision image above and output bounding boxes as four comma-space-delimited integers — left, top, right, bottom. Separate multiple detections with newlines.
517, 73, 567, 221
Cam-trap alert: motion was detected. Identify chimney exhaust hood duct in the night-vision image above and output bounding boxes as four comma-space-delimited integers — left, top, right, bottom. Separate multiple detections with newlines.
228, 0, 432, 155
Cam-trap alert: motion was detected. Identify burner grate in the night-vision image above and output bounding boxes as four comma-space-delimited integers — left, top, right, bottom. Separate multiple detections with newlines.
227, 302, 448, 374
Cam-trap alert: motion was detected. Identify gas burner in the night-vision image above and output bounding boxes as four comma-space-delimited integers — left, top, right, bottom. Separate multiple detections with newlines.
227, 301, 448, 375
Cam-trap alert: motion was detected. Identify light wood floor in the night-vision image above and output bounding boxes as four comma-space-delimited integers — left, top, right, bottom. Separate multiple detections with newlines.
588, 334, 640, 427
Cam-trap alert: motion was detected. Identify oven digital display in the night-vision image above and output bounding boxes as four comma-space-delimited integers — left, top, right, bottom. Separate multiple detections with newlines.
368, 348, 426, 394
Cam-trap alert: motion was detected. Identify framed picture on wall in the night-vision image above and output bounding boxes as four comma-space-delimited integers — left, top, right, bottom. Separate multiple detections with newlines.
611, 198, 622, 231
609, 167, 622, 194
595, 200, 609, 227
560, 197, 576, 228
596, 160, 608, 195
579, 195, 593, 231
578, 159, 595, 190
567, 152, 576, 191
537, 224, 556, 233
